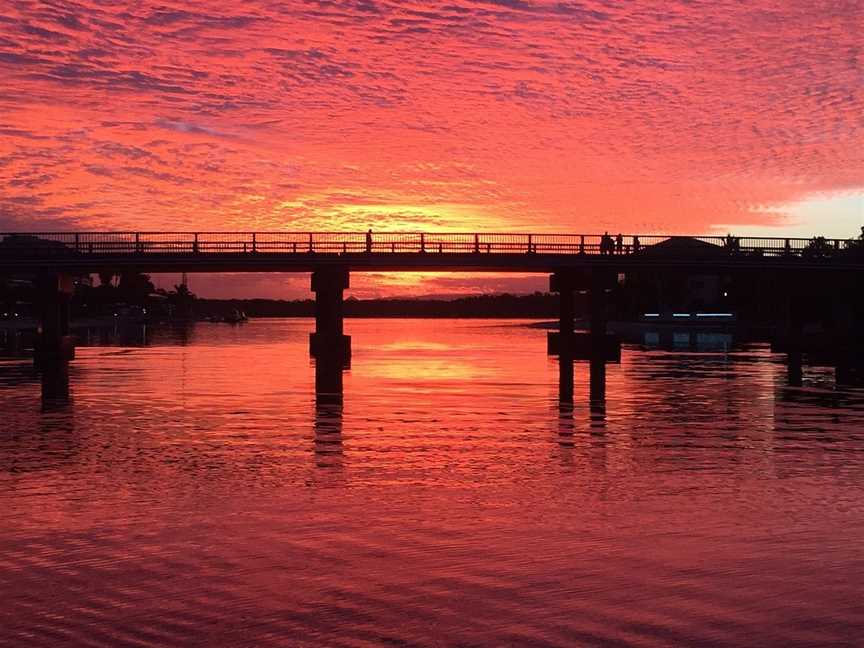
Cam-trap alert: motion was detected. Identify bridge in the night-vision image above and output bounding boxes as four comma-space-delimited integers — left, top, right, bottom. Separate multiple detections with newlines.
2, 231, 863, 273
2, 231, 862, 403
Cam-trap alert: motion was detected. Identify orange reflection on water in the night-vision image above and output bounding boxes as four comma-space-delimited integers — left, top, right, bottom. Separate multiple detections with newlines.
2, 319, 864, 646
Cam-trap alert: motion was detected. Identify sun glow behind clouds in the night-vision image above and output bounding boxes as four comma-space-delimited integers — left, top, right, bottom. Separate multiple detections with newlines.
725, 191, 864, 239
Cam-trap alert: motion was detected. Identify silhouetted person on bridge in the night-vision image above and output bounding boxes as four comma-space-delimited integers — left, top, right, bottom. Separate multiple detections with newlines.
724, 233, 740, 253
600, 232, 611, 255
633, 236, 641, 252
366, 229, 372, 253
615, 233, 623, 254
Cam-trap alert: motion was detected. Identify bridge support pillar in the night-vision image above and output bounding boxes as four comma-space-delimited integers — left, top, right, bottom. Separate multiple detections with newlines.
834, 272, 864, 386
547, 270, 620, 362
34, 273, 75, 401
773, 274, 807, 386
547, 271, 576, 356
589, 270, 619, 362
309, 268, 351, 363
310, 268, 351, 398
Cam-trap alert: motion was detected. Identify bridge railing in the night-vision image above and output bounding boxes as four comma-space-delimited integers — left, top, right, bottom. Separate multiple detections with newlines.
0, 232, 861, 259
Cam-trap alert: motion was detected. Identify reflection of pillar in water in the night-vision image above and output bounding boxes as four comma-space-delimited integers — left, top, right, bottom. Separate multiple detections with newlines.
35, 273, 74, 404
314, 395, 343, 468
589, 357, 606, 430
41, 362, 70, 407
787, 350, 803, 387
315, 355, 344, 399
557, 357, 575, 448
557, 400, 575, 448
175, 321, 193, 346
558, 357, 574, 404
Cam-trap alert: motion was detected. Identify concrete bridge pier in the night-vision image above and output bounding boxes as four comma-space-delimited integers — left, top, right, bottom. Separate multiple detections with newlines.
34, 273, 75, 401
547, 271, 576, 356
547, 270, 620, 362
588, 270, 620, 362
310, 268, 351, 399
833, 273, 864, 386
773, 274, 806, 386
309, 268, 351, 365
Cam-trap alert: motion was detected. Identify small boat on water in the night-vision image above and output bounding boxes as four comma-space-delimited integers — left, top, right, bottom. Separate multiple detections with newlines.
224, 309, 248, 324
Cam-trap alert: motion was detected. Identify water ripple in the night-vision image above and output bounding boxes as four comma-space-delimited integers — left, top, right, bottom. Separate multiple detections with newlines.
1, 319, 863, 646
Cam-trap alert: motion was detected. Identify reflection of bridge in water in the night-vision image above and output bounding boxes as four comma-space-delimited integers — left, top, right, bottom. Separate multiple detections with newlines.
1, 231, 862, 403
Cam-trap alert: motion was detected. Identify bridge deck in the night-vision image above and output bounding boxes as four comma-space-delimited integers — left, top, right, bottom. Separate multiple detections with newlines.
2, 232, 862, 273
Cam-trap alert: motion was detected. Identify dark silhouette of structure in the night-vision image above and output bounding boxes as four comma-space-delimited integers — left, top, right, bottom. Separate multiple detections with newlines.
1, 230, 862, 404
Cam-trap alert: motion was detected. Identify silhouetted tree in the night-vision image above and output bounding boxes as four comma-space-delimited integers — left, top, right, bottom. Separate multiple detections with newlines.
167, 283, 196, 319
116, 272, 156, 305
802, 236, 833, 261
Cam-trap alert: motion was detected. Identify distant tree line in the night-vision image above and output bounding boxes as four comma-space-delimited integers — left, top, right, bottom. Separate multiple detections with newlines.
197, 293, 561, 319
1, 271, 196, 320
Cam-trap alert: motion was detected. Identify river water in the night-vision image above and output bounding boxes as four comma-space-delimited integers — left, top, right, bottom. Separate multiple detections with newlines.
1, 319, 863, 646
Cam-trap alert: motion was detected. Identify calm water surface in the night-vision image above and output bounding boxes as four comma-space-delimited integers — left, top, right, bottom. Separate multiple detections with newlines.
1, 319, 863, 647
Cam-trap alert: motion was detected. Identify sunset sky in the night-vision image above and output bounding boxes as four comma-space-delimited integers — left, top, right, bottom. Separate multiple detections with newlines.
1, 0, 861, 297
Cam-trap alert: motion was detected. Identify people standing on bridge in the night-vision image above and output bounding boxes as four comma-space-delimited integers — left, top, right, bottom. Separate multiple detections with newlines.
633, 236, 641, 253
725, 232, 740, 253
615, 233, 623, 255
600, 232, 610, 255
366, 228, 372, 253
